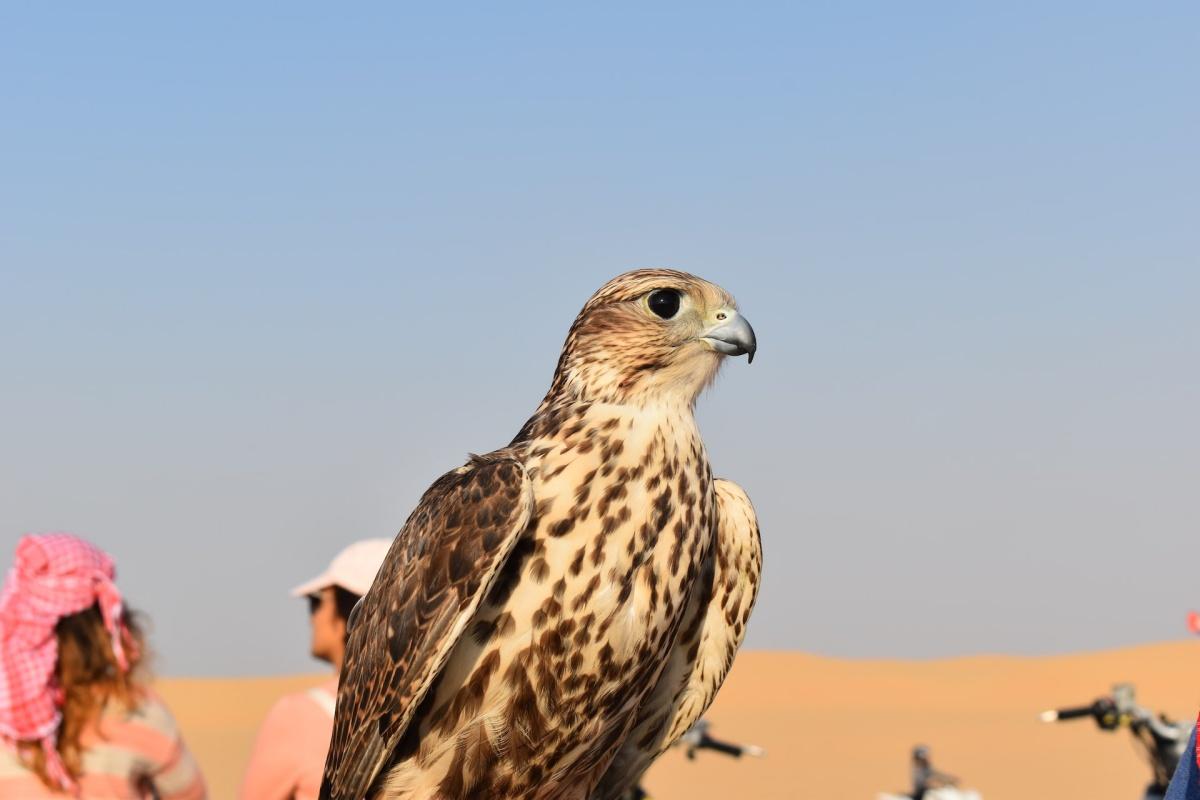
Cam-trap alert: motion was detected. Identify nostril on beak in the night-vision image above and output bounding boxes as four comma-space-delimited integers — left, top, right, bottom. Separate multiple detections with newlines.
716, 312, 727, 321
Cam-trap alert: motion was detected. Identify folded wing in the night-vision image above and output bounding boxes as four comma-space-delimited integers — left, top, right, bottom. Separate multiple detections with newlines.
320, 454, 533, 800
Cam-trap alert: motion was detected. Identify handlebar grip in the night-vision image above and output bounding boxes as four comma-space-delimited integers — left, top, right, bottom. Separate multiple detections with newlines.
698, 735, 746, 757
1053, 705, 1097, 721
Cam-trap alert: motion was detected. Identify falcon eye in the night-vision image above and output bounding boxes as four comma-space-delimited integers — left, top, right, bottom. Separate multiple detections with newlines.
647, 289, 681, 320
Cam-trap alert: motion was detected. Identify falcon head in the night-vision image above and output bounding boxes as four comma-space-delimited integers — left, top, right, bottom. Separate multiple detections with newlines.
550, 269, 756, 405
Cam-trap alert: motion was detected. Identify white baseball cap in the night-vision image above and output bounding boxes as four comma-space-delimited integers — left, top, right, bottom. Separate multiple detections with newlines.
290, 538, 392, 598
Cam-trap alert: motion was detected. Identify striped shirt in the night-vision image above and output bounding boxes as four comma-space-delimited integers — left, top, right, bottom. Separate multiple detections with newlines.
0, 690, 206, 799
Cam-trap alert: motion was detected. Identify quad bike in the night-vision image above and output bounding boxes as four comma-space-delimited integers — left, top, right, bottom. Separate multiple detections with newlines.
626, 719, 765, 800
1043, 682, 1194, 800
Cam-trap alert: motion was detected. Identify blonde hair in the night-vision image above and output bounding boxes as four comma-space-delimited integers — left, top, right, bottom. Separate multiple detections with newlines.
18, 603, 148, 792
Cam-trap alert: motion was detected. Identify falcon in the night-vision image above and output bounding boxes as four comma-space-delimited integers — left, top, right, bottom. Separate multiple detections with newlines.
321, 269, 763, 800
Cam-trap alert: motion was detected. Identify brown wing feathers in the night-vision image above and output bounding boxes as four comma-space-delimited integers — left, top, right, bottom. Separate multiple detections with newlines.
321, 456, 533, 800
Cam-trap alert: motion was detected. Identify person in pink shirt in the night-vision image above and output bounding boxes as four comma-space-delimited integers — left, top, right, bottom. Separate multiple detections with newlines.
239, 539, 390, 800
0, 532, 206, 798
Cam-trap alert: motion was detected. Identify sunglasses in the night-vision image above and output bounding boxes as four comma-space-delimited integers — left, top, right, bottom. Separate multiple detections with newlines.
307, 594, 324, 615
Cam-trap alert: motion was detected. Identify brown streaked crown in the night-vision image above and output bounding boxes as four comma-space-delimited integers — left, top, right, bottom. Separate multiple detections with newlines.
542, 269, 739, 406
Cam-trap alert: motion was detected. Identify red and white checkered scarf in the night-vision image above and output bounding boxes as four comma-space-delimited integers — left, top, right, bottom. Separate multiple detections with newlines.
0, 534, 130, 794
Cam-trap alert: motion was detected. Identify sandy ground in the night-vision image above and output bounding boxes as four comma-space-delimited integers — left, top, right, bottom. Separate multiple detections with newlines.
158, 642, 1200, 799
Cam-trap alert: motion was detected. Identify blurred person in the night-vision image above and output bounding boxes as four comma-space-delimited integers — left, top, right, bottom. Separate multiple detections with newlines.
1166, 722, 1200, 799
1168, 613, 1200, 799
239, 539, 389, 800
0, 533, 206, 798
910, 745, 958, 800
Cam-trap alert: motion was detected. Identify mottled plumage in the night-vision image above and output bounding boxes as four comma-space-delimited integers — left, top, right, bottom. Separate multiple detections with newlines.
321, 269, 762, 800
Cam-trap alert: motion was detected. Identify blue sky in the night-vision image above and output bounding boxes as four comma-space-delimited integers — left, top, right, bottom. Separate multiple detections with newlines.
1, 4, 1197, 675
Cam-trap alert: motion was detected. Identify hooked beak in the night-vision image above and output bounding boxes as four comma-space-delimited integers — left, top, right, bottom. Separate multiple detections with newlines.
701, 310, 757, 364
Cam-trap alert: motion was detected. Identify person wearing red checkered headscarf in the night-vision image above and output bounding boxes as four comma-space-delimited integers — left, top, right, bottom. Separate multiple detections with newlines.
0, 533, 206, 798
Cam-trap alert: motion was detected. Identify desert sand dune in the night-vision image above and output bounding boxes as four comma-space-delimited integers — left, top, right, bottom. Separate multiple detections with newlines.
157, 642, 1200, 799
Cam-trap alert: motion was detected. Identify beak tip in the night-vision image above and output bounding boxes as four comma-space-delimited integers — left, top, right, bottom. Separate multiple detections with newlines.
701, 312, 757, 363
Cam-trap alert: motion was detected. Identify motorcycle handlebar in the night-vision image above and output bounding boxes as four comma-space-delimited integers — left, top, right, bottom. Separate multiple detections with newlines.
1050, 704, 1099, 722
696, 736, 746, 758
